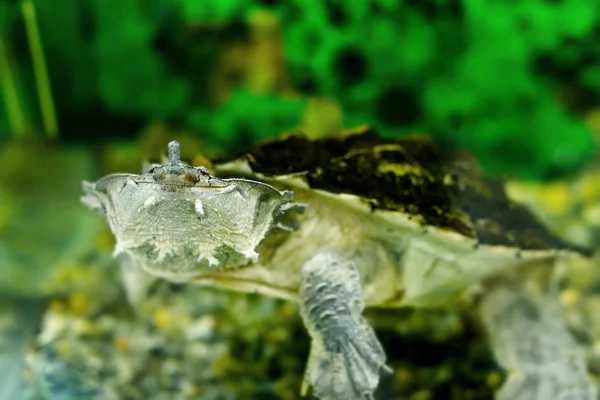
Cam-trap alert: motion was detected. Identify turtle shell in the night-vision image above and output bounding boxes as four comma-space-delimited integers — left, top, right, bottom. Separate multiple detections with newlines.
218, 126, 591, 257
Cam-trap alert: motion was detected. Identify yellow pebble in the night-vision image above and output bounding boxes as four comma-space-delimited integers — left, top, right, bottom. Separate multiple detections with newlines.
154, 307, 172, 330
395, 367, 413, 383
486, 371, 503, 388
114, 338, 130, 351
68, 292, 89, 315
560, 289, 580, 307
410, 389, 432, 400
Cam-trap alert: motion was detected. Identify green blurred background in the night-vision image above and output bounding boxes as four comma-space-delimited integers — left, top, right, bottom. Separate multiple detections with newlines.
2, 1, 600, 399
2, 0, 599, 177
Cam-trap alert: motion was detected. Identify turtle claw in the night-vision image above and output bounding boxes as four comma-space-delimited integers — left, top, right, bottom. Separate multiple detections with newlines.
304, 319, 390, 400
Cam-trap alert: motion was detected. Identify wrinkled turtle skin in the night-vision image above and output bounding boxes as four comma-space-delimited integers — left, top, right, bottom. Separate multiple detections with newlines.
82, 126, 596, 400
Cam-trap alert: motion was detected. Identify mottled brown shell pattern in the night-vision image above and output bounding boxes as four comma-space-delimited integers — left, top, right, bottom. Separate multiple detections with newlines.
225, 126, 590, 255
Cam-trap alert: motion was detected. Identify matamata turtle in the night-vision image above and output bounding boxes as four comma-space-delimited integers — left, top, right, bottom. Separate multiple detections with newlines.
82, 127, 596, 400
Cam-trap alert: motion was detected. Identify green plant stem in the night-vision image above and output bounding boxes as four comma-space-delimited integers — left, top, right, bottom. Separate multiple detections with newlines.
0, 34, 26, 137
22, 0, 58, 138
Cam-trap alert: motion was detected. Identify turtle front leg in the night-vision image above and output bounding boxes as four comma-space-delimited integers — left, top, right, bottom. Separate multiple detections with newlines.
299, 250, 390, 400
479, 278, 596, 400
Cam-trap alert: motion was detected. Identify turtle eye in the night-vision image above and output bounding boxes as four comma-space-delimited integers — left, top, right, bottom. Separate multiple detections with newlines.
147, 164, 162, 174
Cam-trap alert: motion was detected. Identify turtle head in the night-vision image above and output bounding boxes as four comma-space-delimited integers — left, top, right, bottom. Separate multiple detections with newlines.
150, 141, 212, 186
82, 141, 305, 280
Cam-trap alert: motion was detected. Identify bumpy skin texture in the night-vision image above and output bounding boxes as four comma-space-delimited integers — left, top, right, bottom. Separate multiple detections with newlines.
299, 250, 390, 400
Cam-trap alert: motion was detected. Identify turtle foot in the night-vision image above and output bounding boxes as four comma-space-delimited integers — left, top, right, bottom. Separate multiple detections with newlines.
479, 279, 596, 400
303, 318, 390, 400
299, 250, 390, 400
